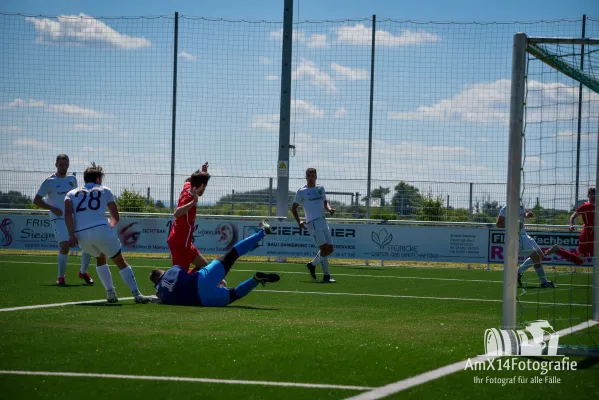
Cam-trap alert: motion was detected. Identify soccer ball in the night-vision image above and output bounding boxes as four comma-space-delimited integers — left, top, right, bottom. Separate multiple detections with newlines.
217, 279, 227, 288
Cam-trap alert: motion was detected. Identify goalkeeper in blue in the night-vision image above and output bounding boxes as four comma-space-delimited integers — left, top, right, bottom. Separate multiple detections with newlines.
150, 222, 280, 307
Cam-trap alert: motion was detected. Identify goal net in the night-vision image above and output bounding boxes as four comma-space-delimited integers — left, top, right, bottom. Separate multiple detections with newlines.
504, 34, 599, 356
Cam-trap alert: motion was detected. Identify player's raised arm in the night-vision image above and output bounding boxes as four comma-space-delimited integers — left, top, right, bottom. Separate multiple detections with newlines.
173, 186, 199, 219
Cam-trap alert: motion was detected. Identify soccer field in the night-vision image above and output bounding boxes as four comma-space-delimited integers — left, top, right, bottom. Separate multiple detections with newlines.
0, 254, 597, 399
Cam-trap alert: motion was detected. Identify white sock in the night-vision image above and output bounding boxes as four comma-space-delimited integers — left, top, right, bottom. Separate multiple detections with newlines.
57, 253, 68, 278
80, 252, 92, 274
311, 252, 321, 266
517, 258, 534, 274
320, 256, 330, 275
96, 264, 115, 291
119, 266, 141, 296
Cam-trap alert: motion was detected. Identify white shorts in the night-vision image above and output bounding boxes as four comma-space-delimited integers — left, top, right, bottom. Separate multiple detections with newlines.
305, 218, 333, 247
75, 225, 122, 258
51, 218, 69, 244
520, 233, 541, 255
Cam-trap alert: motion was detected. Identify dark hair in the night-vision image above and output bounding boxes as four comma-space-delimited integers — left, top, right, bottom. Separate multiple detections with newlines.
56, 154, 69, 163
83, 164, 104, 184
150, 268, 165, 284
305, 168, 317, 175
589, 188, 596, 196
186, 170, 210, 187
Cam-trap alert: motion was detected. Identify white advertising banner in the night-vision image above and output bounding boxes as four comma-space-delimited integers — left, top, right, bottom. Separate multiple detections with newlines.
0, 214, 587, 266
0, 214, 488, 262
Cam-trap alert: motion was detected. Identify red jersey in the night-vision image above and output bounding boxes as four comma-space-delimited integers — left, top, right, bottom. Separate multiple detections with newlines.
576, 201, 595, 227
168, 181, 197, 245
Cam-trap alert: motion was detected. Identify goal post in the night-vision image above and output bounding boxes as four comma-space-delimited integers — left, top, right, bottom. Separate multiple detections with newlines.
504, 33, 599, 351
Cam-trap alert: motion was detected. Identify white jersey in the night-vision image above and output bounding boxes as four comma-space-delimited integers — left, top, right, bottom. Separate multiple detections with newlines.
499, 205, 526, 234
36, 174, 78, 219
66, 183, 115, 232
294, 185, 327, 223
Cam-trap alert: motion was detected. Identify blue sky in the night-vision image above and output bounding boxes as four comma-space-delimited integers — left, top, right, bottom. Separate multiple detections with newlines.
0, 0, 597, 209
1, 0, 596, 21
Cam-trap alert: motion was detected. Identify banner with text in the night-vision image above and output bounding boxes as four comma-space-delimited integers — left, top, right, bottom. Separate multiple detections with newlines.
0, 214, 588, 265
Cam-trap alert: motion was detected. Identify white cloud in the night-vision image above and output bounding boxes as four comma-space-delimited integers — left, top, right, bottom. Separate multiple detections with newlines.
292, 59, 336, 93
178, 51, 196, 61
3, 98, 112, 118
259, 56, 272, 65
307, 34, 328, 48
0, 126, 23, 133
25, 13, 151, 49
270, 29, 329, 48
334, 24, 440, 47
291, 99, 324, 118
334, 107, 347, 118
331, 62, 369, 80
13, 138, 58, 150
251, 114, 279, 131
389, 79, 599, 124
265, 75, 279, 81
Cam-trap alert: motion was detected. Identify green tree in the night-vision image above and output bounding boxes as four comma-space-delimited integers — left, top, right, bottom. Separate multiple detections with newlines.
116, 189, 155, 213
482, 200, 501, 218
361, 186, 391, 207
391, 181, 423, 217
0, 190, 34, 208
418, 193, 444, 221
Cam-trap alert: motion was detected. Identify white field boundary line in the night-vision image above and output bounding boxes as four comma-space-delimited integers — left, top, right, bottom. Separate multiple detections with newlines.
0, 370, 373, 391
258, 290, 591, 307
0, 290, 591, 313
0, 260, 591, 287
344, 319, 599, 400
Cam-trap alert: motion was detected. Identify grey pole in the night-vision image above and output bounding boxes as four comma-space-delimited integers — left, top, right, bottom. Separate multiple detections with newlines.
276, 0, 293, 218
169, 12, 179, 213
575, 15, 587, 204
593, 116, 599, 321
503, 33, 528, 330
268, 177, 273, 217
468, 183, 473, 222
366, 15, 376, 219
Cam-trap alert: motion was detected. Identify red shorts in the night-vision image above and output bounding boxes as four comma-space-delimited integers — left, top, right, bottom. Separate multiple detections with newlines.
168, 240, 200, 271
578, 227, 594, 257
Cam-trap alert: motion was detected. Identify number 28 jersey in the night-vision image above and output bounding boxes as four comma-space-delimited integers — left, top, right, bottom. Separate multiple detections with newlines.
65, 183, 115, 232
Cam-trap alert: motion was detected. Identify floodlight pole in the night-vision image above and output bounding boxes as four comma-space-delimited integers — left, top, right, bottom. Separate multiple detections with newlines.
276, 0, 293, 218
503, 33, 528, 330
594, 115, 599, 321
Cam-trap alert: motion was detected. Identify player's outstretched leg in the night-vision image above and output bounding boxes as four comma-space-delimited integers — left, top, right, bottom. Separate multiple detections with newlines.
227, 272, 281, 304
112, 252, 152, 304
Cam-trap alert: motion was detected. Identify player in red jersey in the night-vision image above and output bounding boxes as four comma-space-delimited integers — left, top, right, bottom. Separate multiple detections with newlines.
569, 187, 596, 259
167, 163, 210, 273
546, 187, 595, 266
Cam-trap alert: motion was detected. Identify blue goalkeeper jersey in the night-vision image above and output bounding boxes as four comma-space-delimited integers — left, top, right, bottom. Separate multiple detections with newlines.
155, 266, 202, 306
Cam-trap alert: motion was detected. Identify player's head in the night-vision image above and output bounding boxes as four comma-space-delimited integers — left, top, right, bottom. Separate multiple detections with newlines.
305, 168, 317, 185
55, 154, 69, 176
83, 163, 105, 184
149, 268, 165, 285
589, 187, 596, 202
187, 169, 210, 196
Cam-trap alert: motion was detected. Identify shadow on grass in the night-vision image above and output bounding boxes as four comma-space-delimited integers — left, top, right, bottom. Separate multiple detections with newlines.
339, 266, 386, 271
40, 283, 89, 288
226, 305, 279, 311
74, 303, 123, 307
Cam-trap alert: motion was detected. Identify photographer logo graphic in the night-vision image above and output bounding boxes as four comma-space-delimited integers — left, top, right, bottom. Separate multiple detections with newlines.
371, 229, 393, 250
484, 320, 559, 356
0, 218, 14, 247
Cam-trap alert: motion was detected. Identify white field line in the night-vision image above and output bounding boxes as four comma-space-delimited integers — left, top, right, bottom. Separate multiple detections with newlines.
0, 260, 591, 287
344, 319, 599, 400
0, 370, 373, 391
258, 290, 591, 307
0, 289, 590, 313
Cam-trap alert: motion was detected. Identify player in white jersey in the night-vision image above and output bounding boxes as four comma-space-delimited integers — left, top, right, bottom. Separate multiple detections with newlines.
496, 205, 558, 288
291, 168, 336, 283
34, 154, 92, 286
64, 164, 151, 304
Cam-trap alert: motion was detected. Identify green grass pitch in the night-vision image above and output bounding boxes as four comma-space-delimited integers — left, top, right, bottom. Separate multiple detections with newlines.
0, 254, 597, 399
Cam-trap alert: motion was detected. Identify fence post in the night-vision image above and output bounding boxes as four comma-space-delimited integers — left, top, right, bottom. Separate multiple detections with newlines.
268, 177, 273, 217
169, 11, 179, 213
366, 14, 376, 219
468, 182, 473, 222
575, 14, 587, 204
